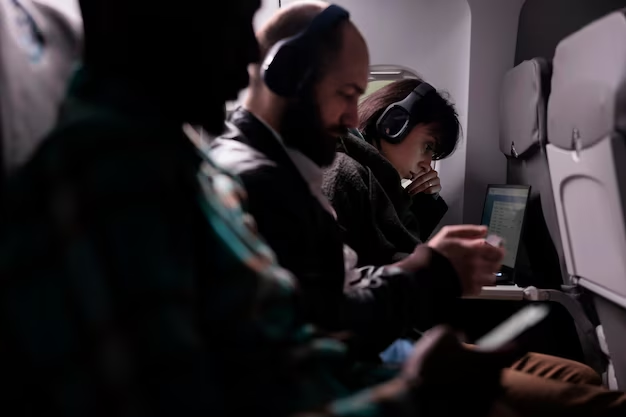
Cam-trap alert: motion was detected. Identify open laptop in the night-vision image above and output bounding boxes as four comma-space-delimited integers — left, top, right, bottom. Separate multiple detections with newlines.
480, 184, 531, 284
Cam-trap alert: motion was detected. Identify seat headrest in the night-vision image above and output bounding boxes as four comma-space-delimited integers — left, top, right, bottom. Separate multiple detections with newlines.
548, 9, 626, 151
500, 58, 552, 158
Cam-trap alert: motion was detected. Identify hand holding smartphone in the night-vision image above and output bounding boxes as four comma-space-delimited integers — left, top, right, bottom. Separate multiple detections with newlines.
485, 234, 503, 247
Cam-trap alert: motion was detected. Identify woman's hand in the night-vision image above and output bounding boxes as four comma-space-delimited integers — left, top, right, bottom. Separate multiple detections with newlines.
406, 167, 441, 196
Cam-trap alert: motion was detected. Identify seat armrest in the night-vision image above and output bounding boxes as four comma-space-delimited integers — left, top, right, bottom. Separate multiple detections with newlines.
463, 285, 525, 301
465, 285, 604, 374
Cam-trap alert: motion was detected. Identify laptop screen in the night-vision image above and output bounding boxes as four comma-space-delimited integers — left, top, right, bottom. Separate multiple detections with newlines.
480, 185, 531, 269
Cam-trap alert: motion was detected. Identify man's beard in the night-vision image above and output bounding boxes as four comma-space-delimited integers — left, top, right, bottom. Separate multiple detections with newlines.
280, 91, 348, 168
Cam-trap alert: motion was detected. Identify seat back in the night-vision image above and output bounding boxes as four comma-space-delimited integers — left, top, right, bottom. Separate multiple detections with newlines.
0, 0, 82, 178
547, 9, 626, 389
499, 58, 566, 288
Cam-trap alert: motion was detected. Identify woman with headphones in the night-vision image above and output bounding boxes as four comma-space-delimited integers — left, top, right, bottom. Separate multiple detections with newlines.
322, 78, 461, 268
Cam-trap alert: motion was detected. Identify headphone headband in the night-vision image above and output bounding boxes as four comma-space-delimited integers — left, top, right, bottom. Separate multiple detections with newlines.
410, 82, 435, 102
261, 4, 350, 97
299, 5, 350, 43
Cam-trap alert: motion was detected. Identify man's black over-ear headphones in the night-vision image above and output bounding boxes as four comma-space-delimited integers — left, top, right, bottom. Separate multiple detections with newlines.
375, 82, 436, 144
260, 4, 350, 97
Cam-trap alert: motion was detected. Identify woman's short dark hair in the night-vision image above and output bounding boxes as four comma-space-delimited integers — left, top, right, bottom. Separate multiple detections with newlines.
358, 78, 461, 160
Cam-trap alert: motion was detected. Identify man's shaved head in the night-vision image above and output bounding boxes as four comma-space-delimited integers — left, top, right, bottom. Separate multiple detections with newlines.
253, 1, 366, 81
257, 1, 328, 60
247, 1, 369, 167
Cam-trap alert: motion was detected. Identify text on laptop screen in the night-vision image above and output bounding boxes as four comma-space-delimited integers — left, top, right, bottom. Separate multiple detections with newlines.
481, 186, 529, 268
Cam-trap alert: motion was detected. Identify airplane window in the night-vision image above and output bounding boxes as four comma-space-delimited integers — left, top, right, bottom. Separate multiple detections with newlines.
362, 65, 420, 102
227, 65, 421, 114
362, 80, 394, 101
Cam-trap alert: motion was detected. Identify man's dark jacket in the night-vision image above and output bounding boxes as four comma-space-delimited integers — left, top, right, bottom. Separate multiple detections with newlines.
210, 108, 461, 358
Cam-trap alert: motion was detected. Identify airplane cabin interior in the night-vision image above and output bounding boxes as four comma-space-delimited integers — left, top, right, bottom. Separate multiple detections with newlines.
236, 0, 626, 391
2, 0, 626, 405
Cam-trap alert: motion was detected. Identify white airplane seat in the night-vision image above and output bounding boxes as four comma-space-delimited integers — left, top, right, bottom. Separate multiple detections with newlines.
494, 57, 606, 376
547, 8, 626, 390
500, 58, 567, 289
0, 0, 82, 179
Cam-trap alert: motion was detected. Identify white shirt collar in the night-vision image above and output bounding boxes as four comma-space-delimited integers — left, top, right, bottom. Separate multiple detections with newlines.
249, 111, 361, 278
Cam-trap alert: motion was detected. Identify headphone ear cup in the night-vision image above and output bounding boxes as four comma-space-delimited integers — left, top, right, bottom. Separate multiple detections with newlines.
261, 38, 311, 97
376, 108, 404, 145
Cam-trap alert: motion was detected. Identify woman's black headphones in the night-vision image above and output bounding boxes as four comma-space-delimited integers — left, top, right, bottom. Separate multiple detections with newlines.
260, 4, 350, 97
375, 82, 436, 144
